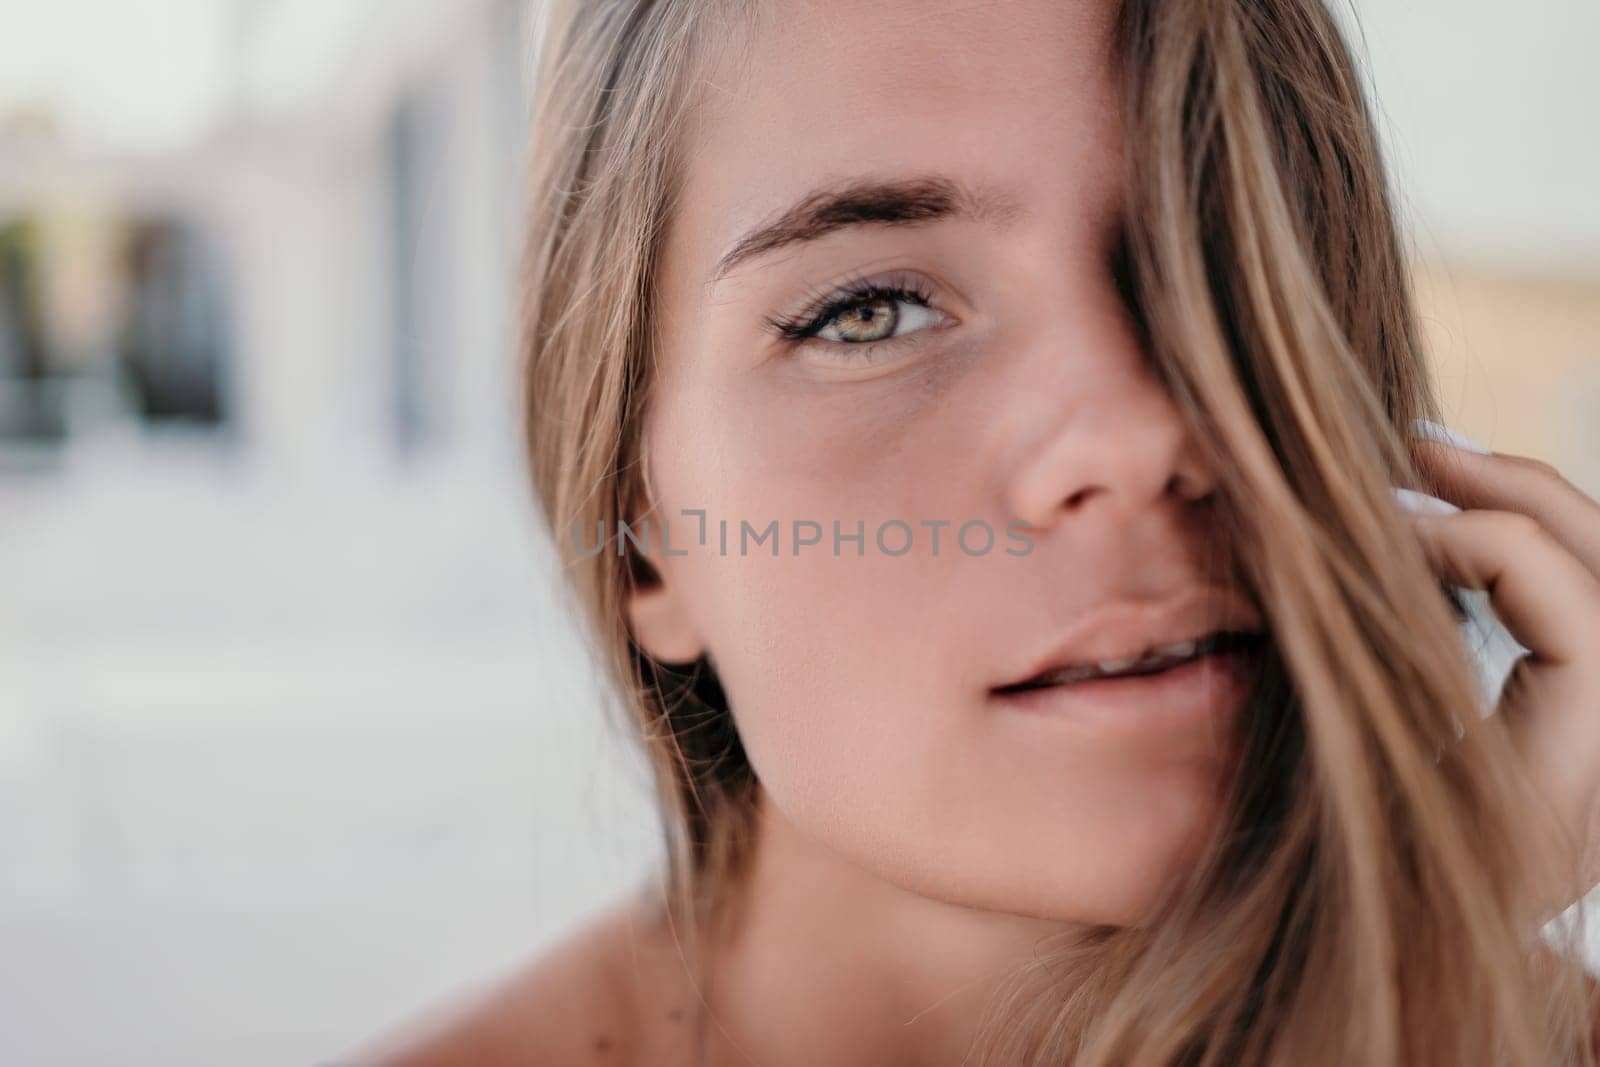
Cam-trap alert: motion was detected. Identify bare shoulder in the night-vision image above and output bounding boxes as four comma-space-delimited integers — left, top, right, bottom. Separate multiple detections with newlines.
340, 886, 702, 1067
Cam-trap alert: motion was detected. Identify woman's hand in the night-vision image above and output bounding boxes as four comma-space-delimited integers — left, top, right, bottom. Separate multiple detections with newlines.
1404, 424, 1600, 917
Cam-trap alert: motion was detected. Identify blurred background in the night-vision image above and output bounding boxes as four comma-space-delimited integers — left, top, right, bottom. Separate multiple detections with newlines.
0, 1, 1594, 1064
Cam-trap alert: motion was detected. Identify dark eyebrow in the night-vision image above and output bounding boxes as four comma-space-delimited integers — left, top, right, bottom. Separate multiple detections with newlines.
708, 174, 1024, 284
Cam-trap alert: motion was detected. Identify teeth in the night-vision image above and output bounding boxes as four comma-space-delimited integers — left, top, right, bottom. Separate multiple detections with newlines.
1030, 664, 1100, 687
1091, 640, 1198, 675
1007, 631, 1256, 693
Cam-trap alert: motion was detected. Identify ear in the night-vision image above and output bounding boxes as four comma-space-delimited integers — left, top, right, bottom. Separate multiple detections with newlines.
624, 556, 706, 667
620, 456, 705, 665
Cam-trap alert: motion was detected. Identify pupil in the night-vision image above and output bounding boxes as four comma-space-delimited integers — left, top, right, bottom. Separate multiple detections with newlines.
837, 298, 895, 341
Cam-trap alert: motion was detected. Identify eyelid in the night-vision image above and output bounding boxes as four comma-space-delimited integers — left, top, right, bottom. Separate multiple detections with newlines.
764, 268, 948, 343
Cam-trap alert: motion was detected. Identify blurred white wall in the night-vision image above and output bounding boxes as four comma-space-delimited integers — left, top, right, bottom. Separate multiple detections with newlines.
2, 3, 661, 1065
1342, 0, 1600, 278
1341, 0, 1600, 491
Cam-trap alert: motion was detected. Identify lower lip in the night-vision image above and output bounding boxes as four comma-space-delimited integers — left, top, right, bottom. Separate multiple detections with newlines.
989, 648, 1258, 740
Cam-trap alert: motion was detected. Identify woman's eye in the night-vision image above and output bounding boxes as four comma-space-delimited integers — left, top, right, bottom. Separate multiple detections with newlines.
765, 276, 953, 361
816, 295, 943, 344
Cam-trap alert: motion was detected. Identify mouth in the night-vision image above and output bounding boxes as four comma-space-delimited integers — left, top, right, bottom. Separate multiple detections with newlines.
991, 629, 1268, 696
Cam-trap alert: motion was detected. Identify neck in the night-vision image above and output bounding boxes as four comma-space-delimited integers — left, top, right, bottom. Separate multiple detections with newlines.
701, 787, 1078, 1067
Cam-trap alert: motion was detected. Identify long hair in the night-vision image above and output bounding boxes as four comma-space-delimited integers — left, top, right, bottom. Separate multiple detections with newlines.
517, 0, 1599, 1062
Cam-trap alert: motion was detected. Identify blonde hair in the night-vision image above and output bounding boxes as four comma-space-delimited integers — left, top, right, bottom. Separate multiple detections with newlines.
518, 0, 1600, 1062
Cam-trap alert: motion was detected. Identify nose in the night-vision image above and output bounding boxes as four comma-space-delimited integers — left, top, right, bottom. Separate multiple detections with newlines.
1004, 374, 1220, 534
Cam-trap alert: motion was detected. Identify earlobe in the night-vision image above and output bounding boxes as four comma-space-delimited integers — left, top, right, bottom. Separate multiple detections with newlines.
625, 567, 706, 666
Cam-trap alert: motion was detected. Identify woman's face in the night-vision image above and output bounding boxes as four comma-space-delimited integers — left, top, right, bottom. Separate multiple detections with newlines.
635, 0, 1264, 925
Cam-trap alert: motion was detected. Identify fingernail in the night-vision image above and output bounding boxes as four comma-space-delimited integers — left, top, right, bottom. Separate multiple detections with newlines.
1411, 418, 1491, 455
1393, 486, 1460, 516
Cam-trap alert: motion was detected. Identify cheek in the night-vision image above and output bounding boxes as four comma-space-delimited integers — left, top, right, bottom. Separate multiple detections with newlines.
643, 389, 969, 829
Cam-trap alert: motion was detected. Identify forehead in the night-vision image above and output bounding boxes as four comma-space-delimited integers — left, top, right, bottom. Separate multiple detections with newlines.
673, 0, 1126, 277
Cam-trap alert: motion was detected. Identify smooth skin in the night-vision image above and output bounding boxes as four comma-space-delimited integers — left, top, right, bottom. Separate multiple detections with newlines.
352, 0, 1600, 1062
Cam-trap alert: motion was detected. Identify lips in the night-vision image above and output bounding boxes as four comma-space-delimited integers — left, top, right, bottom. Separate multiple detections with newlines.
992, 589, 1267, 696
992, 629, 1266, 694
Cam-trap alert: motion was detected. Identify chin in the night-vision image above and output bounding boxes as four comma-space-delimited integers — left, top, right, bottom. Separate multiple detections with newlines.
974, 803, 1231, 927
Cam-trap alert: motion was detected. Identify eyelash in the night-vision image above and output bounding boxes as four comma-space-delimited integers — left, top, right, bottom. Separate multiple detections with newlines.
763, 273, 940, 348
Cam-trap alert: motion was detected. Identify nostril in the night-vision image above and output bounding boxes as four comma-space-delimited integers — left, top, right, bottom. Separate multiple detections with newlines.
1065, 487, 1096, 509
1167, 465, 1216, 504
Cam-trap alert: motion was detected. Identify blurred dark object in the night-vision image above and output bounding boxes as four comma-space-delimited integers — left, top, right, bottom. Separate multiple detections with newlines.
118, 218, 230, 425
0, 218, 66, 441
0, 212, 232, 454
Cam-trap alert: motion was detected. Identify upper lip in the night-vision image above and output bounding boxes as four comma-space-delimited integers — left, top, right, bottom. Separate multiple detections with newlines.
994, 588, 1267, 689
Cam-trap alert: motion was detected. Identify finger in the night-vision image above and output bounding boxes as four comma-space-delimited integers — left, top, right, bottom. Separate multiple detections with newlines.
1405, 508, 1600, 667
1410, 439, 1600, 581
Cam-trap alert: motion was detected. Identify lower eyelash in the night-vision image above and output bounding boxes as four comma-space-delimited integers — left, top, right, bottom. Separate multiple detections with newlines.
764, 280, 937, 343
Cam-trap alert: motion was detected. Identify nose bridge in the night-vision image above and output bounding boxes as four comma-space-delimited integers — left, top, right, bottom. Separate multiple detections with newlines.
1003, 345, 1215, 533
